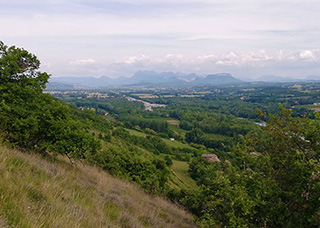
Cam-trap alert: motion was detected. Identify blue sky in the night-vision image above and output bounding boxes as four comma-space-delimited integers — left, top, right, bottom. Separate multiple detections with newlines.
1, 0, 320, 79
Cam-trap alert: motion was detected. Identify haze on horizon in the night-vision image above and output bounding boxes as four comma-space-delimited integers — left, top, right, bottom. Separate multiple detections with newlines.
1, 0, 320, 79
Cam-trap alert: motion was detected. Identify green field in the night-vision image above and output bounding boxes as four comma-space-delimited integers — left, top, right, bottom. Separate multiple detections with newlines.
126, 128, 148, 137
127, 129, 193, 149
168, 124, 187, 136
169, 160, 198, 191
162, 138, 193, 149
205, 133, 231, 140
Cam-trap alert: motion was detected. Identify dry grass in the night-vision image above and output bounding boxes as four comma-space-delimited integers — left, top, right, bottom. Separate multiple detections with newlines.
166, 120, 180, 126
0, 145, 197, 228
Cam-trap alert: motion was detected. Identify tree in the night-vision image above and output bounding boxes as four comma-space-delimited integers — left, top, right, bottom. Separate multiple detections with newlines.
0, 41, 49, 148
185, 128, 205, 144
0, 41, 100, 159
0, 41, 49, 92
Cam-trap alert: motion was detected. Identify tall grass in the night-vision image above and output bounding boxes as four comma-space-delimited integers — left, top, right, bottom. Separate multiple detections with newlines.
0, 145, 197, 228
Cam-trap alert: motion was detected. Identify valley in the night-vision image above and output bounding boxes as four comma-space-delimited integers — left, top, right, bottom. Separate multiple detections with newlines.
1, 41, 319, 227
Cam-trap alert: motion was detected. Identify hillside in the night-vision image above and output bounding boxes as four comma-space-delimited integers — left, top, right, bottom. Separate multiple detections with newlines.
0, 144, 197, 228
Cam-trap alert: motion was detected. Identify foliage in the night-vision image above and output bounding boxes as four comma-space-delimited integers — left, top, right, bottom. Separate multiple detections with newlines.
177, 107, 320, 227
121, 116, 170, 134
0, 41, 100, 159
88, 138, 171, 194
113, 127, 172, 155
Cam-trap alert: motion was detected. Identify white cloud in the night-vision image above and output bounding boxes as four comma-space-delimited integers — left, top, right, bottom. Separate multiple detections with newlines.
69, 58, 96, 65
109, 50, 320, 78
299, 50, 318, 61
117, 51, 304, 68
119, 55, 149, 64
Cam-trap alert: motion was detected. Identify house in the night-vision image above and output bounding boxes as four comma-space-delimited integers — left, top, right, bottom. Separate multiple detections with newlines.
202, 154, 220, 162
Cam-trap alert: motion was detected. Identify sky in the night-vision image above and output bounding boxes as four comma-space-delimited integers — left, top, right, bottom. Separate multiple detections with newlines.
1, 0, 320, 79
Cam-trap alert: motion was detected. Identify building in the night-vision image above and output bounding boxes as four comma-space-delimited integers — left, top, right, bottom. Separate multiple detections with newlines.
202, 154, 220, 162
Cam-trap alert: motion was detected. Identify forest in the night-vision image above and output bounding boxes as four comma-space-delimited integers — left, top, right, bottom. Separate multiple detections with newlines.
1, 41, 320, 227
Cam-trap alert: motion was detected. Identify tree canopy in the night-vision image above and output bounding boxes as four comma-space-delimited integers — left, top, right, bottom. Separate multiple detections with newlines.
178, 107, 320, 227
0, 41, 99, 159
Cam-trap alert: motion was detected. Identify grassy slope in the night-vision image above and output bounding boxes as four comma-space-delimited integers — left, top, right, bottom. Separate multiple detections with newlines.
0, 145, 197, 228
169, 160, 198, 191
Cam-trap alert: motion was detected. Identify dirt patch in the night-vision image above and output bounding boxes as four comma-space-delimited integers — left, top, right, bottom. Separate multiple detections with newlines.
311, 108, 320, 112
167, 120, 180, 126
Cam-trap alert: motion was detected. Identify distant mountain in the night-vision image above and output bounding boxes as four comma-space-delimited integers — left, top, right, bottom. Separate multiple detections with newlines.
45, 82, 79, 90
306, 75, 320, 81
49, 76, 115, 88
48, 71, 243, 89
193, 73, 241, 85
257, 75, 303, 83
125, 71, 205, 85
127, 71, 183, 84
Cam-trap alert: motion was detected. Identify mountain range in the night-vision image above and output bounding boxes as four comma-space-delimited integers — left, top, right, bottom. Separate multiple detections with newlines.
48, 71, 241, 89
47, 71, 320, 89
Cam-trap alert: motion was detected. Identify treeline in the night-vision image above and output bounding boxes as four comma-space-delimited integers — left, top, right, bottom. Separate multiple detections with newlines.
177, 111, 257, 137
71, 97, 145, 116
185, 128, 232, 152
120, 116, 170, 134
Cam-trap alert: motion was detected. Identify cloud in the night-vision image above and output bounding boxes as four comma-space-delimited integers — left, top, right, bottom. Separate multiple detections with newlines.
298, 50, 318, 61
69, 58, 96, 65
119, 55, 149, 64
1, 0, 320, 78
118, 50, 318, 68
109, 50, 320, 78
213, 51, 275, 66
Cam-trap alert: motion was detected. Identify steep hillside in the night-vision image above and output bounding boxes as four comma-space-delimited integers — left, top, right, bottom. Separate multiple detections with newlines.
0, 145, 197, 228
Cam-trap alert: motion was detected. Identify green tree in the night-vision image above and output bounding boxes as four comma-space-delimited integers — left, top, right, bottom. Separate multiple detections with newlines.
0, 41, 49, 91
185, 128, 205, 144
0, 41, 100, 159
